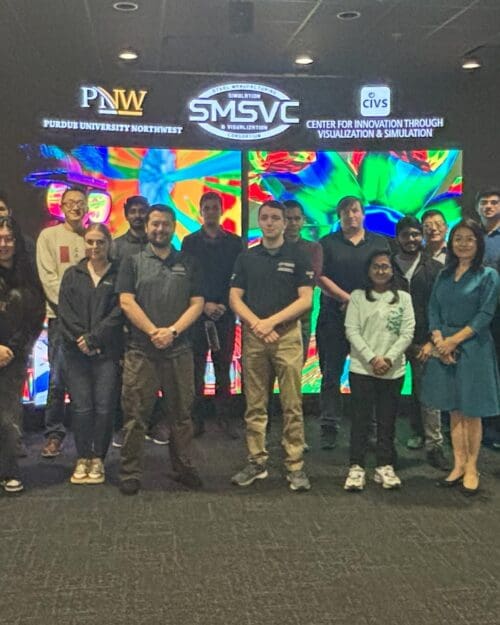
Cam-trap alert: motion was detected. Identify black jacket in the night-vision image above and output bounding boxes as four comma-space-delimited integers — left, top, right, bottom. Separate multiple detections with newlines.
393, 253, 442, 345
59, 259, 124, 359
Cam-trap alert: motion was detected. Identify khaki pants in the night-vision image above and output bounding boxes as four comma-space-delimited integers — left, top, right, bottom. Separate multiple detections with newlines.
242, 324, 305, 471
120, 348, 195, 482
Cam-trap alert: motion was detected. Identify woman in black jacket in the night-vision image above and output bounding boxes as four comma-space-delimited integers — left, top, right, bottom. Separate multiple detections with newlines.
0, 217, 45, 494
59, 223, 123, 485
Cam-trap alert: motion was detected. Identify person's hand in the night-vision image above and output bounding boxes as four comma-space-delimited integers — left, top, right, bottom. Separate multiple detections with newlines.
252, 318, 276, 339
439, 352, 457, 366
150, 327, 175, 350
416, 342, 434, 363
0, 345, 14, 368
263, 330, 280, 344
436, 336, 458, 357
370, 355, 389, 376
204, 302, 224, 320
77, 335, 92, 355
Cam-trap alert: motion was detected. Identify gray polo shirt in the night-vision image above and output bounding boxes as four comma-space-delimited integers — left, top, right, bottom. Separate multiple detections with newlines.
116, 244, 203, 357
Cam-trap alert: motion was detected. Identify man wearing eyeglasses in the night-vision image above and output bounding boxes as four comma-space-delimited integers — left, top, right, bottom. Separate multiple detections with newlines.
36, 186, 87, 458
422, 209, 448, 265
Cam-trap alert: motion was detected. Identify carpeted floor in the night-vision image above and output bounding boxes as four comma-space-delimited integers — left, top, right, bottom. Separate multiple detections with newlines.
2, 414, 500, 625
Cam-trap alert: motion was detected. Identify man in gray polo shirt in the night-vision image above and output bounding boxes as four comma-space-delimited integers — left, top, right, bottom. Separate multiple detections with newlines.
116, 204, 204, 495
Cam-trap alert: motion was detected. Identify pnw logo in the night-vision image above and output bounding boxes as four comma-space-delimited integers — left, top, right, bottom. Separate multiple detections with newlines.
80, 85, 147, 117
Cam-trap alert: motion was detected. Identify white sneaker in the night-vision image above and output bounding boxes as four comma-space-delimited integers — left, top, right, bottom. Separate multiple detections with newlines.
374, 465, 401, 489
70, 458, 90, 484
344, 465, 366, 491
87, 458, 105, 484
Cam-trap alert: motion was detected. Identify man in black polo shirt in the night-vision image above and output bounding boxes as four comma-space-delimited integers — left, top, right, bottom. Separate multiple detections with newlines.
318, 196, 390, 449
182, 191, 242, 438
230, 200, 313, 492
112, 195, 149, 263
116, 204, 204, 495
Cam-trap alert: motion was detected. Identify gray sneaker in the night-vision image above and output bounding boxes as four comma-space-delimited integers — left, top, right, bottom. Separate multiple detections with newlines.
231, 463, 268, 487
286, 469, 311, 492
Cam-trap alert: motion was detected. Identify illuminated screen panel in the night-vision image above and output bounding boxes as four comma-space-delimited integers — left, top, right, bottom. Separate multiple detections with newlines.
247, 149, 463, 393
22, 145, 243, 403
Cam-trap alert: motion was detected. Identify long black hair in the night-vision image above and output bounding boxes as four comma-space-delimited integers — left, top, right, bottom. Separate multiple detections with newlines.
0, 217, 37, 287
444, 218, 485, 273
364, 249, 400, 304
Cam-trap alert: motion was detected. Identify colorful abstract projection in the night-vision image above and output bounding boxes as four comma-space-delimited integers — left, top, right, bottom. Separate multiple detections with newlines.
248, 150, 463, 393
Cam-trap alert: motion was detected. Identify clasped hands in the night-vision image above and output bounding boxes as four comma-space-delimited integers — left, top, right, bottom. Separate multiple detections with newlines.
418, 333, 458, 365
76, 336, 100, 356
204, 302, 226, 321
148, 326, 175, 350
370, 355, 392, 377
251, 318, 280, 343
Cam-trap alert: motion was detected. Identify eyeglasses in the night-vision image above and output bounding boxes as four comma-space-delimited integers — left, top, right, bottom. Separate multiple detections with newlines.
62, 200, 87, 209
0, 236, 15, 244
371, 263, 392, 271
423, 221, 446, 231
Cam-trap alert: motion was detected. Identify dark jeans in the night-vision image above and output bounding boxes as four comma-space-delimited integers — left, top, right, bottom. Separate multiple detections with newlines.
192, 313, 235, 420
349, 372, 403, 467
63, 347, 120, 459
0, 358, 26, 480
44, 318, 67, 440
316, 311, 350, 433
484, 314, 500, 442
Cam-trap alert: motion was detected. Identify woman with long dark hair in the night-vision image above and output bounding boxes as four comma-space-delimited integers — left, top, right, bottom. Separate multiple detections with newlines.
421, 219, 500, 495
343, 250, 415, 491
59, 223, 123, 485
0, 217, 45, 493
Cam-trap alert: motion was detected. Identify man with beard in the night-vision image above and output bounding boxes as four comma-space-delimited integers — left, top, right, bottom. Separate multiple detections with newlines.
117, 204, 204, 495
393, 216, 449, 469
112, 195, 149, 263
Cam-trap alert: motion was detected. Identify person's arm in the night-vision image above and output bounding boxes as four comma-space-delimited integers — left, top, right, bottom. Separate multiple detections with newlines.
310, 242, 323, 282
86, 303, 124, 351
120, 292, 157, 337
251, 286, 313, 338
36, 230, 60, 309
318, 275, 350, 303
58, 269, 87, 343
229, 287, 260, 327
385, 294, 416, 364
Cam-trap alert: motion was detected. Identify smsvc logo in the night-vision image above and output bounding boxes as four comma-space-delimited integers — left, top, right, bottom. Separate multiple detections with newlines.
188, 83, 300, 140
360, 85, 391, 117
80, 85, 147, 117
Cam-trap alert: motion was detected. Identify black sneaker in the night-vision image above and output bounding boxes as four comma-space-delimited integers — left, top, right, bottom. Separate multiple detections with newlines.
320, 428, 337, 450
427, 447, 451, 471
112, 429, 125, 448
119, 478, 140, 495
172, 468, 203, 489
148, 423, 169, 445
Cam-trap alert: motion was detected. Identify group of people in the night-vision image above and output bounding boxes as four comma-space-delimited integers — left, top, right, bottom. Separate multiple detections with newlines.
1, 185, 500, 498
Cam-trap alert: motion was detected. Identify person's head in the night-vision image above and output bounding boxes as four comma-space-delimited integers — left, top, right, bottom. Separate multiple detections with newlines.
199, 191, 223, 228
60, 186, 88, 229
475, 188, 500, 225
337, 196, 364, 233
283, 199, 305, 240
396, 216, 423, 257
84, 223, 112, 264
145, 204, 176, 249
446, 218, 484, 271
365, 250, 399, 303
421, 209, 448, 247
124, 195, 149, 233
0, 191, 10, 217
258, 200, 286, 243
0, 216, 26, 270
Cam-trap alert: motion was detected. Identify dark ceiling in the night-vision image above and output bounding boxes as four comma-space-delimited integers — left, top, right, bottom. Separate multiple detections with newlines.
1, 0, 500, 86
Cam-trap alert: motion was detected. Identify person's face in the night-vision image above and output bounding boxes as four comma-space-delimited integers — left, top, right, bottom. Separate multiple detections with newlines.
61, 190, 87, 226
126, 203, 148, 231
146, 210, 175, 248
423, 214, 447, 245
339, 201, 364, 232
201, 198, 222, 227
0, 225, 15, 267
476, 194, 500, 222
368, 254, 393, 289
0, 201, 9, 217
397, 227, 423, 256
284, 207, 304, 239
452, 227, 477, 262
258, 205, 286, 241
85, 229, 109, 263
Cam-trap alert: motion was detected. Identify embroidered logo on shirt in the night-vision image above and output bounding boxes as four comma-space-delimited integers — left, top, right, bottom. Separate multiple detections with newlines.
277, 261, 295, 274
171, 264, 187, 276
386, 306, 404, 335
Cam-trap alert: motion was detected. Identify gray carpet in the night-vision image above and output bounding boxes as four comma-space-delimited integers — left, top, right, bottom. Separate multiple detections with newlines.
2, 415, 500, 625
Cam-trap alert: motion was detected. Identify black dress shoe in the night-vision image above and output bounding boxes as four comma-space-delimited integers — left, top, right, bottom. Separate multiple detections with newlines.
436, 474, 464, 487
460, 474, 480, 496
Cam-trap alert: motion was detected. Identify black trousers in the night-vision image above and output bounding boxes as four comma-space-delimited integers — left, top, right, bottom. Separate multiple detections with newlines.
349, 372, 403, 467
0, 358, 26, 480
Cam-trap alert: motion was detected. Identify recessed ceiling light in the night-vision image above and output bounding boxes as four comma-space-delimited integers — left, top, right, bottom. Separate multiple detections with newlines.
113, 1, 139, 12
337, 10, 361, 21
295, 53, 314, 66
118, 48, 139, 61
461, 55, 481, 70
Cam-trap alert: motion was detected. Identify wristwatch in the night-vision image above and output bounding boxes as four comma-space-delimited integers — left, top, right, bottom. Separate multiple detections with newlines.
169, 326, 178, 338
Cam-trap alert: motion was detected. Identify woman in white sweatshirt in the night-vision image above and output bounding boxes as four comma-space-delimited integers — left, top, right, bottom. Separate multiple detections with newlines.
343, 250, 415, 491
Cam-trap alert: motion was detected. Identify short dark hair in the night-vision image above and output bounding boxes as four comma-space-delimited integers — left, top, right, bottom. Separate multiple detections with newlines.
283, 199, 305, 215
421, 209, 446, 224
475, 188, 500, 205
445, 218, 485, 273
365, 249, 399, 304
61, 185, 87, 204
124, 195, 149, 216
258, 199, 286, 217
199, 191, 222, 209
337, 195, 364, 218
396, 216, 423, 236
145, 204, 176, 224
0, 190, 9, 208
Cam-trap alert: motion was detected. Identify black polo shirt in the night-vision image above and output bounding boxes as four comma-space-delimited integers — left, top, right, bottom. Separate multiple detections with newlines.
116, 244, 203, 356
320, 229, 390, 315
112, 229, 149, 264
230, 241, 313, 319
181, 228, 242, 306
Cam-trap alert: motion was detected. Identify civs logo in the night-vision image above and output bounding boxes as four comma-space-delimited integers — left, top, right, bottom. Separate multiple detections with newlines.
360, 85, 391, 117
188, 83, 300, 140
80, 85, 147, 117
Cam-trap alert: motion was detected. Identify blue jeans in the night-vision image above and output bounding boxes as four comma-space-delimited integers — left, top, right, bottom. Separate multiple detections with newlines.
44, 318, 67, 440
63, 347, 120, 459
